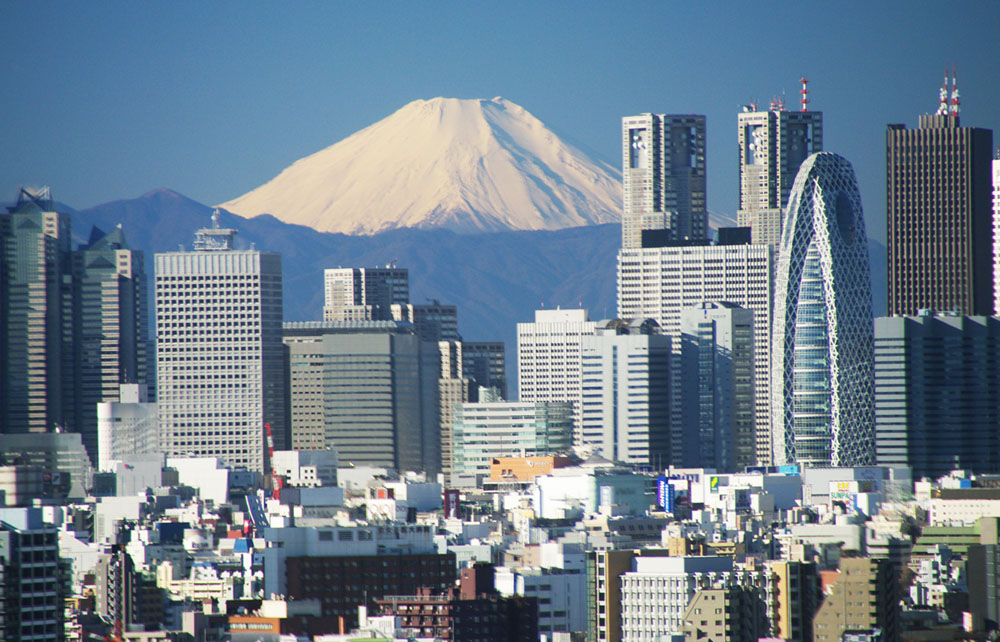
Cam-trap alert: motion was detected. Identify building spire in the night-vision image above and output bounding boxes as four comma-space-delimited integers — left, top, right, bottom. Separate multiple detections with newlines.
949, 64, 960, 117
799, 78, 811, 112
936, 67, 949, 116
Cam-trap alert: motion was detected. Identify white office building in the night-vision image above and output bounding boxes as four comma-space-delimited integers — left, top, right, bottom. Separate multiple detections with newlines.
155, 213, 285, 474
579, 319, 670, 465
96, 383, 158, 472
620, 556, 763, 642
517, 308, 598, 436
618, 242, 773, 464
451, 400, 572, 477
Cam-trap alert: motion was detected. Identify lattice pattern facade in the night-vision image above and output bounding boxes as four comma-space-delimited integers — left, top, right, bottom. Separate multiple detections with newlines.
772, 153, 874, 467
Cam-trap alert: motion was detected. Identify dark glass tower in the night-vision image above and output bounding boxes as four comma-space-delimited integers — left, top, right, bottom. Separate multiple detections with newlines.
886, 78, 994, 315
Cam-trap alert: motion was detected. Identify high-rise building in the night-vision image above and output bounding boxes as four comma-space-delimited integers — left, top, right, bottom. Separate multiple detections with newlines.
517, 308, 597, 436
0, 187, 74, 436
0, 507, 65, 641
587, 549, 671, 642
680, 302, 755, 471
451, 399, 572, 478
391, 300, 459, 342
439, 340, 474, 478
618, 241, 773, 464
283, 321, 440, 473
874, 313, 1000, 479
772, 152, 875, 468
155, 213, 285, 474
886, 76, 994, 316
993, 152, 1000, 315
737, 91, 823, 249
461, 341, 507, 399
766, 560, 820, 642
621, 114, 707, 248
323, 266, 408, 321
73, 225, 148, 461
579, 319, 670, 465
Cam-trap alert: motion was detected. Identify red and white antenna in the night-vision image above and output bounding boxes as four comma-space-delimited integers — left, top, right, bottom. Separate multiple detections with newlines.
937, 67, 949, 116
799, 78, 810, 112
950, 63, 960, 117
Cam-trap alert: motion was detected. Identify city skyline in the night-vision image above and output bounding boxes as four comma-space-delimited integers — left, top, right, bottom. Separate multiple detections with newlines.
2, 3, 999, 244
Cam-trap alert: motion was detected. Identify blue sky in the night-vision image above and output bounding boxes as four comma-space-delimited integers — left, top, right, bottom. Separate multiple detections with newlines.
2, 2, 998, 243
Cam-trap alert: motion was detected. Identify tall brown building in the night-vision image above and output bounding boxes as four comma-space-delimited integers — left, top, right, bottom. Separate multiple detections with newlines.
886, 79, 994, 316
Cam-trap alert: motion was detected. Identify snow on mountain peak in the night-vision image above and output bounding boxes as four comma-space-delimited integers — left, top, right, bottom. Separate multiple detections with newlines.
218, 97, 622, 235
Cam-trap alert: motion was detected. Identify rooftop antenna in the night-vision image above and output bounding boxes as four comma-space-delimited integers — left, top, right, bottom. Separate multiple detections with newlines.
936, 67, 950, 116
799, 78, 810, 112
950, 63, 960, 117
769, 95, 779, 111
750, 98, 759, 112
778, 90, 786, 112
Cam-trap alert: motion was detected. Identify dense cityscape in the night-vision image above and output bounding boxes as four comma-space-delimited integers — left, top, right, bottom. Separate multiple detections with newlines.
2, 58, 1000, 642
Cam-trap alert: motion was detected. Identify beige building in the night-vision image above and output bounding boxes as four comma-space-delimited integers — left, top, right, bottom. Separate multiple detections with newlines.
813, 557, 899, 642
682, 587, 766, 642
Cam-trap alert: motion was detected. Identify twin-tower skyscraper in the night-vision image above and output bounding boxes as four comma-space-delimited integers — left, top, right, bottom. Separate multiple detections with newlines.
619, 85, 876, 468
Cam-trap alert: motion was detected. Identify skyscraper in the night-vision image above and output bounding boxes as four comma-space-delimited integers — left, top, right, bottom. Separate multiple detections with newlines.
618, 241, 773, 464
993, 152, 1000, 315
680, 302, 755, 471
886, 74, 994, 316
874, 313, 1000, 479
323, 266, 409, 321
579, 319, 670, 465
0, 188, 74, 436
517, 308, 597, 441
737, 88, 823, 249
283, 320, 440, 473
155, 213, 285, 474
73, 225, 148, 461
772, 152, 875, 467
621, 114, 707, 248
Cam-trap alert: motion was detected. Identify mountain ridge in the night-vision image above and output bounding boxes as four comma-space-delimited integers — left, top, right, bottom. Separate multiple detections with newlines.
70, 188, 887, 392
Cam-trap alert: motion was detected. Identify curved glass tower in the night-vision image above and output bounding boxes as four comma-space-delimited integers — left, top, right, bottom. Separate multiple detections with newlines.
772, 152, 874, 467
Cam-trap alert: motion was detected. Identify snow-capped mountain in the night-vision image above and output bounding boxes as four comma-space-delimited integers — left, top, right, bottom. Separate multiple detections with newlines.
219, 97, 622, 235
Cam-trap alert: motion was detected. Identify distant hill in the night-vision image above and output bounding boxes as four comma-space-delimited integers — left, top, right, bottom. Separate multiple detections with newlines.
72, 188, 887, 393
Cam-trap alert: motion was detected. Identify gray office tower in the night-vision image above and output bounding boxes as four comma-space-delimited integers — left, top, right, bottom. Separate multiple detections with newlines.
1, 188, 74, 436
73, 225, 148, 460
1, 188, 147, 464
886, 75, 994, 316
737, 89, 823, 249
680, 302, 755, 471
875, 313, 1000, 478
155, 214, 285, 474
283, 321, 440, 474
622, 114, 707, 248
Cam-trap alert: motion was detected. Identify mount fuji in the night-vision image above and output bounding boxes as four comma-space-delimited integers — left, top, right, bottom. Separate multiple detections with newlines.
218, 97, 622, 235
